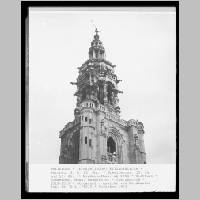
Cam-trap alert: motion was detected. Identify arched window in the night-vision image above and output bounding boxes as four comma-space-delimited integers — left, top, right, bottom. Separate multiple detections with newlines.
106, 127, 123, 164
107, 137, 117, 164
107, 137, 116, 153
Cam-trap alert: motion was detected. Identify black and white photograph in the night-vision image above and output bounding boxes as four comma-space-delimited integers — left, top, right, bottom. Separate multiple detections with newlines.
23, 2, 178, 197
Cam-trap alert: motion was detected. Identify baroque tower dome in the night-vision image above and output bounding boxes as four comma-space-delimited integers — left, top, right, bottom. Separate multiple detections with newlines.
89, 29, 106, 59
70, 28, 123, 115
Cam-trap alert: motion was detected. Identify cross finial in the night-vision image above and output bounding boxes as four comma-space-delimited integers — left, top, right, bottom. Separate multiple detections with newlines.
95, 28, 99, 35
91, 20, 100, 35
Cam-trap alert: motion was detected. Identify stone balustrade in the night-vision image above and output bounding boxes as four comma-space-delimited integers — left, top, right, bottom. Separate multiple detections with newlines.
101, 153, 116, 164
127, 119, 138, 127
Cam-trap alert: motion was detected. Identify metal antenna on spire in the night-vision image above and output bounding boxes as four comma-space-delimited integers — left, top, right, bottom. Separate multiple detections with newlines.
91, 20, 100, 34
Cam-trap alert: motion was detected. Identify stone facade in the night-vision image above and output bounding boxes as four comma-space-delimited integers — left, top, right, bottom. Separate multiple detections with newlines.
59, 29, 146, 164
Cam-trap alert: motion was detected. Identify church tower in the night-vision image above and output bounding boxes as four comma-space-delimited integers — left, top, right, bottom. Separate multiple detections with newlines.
59, 29, 146, 164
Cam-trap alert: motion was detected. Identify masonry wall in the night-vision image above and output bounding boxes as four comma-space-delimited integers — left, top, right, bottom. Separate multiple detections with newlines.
119, 128, 131, 164
59, 104, 146, 164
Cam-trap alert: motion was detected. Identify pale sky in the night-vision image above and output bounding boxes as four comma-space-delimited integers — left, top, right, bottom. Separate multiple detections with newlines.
29, 8, 176, 164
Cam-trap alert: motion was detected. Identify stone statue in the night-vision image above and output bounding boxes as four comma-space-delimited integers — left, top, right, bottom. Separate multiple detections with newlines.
94, 84, 99, 98
111, 92, 115, 106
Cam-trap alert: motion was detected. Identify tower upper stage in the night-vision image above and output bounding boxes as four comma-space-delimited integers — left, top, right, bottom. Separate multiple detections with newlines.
70, 30, 122, 111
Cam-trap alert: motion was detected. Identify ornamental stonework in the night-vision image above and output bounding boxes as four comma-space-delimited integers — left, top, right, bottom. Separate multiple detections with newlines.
59, 29, 146, 164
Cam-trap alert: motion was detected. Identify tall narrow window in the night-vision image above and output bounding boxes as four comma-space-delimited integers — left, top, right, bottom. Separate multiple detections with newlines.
89, 119, 92, 124
89, 139, 91, 147
85, 117, 87, 122
107, 137, 116, 153
85, 137, 87, 144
